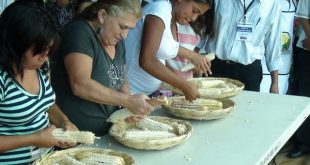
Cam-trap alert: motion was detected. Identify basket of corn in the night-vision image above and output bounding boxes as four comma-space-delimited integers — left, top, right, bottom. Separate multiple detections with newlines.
32, 147, 135, 165
107, 109, 192, 150
161, 96, 235, 120
162, 77, 244, 99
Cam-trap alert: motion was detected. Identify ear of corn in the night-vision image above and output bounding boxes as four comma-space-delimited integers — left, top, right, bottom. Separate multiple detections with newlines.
76, 152, 125, 165
107, 108, 134, 123
180, 53, 216, 72
61, 155, 86, 165
171, 122, 187, 135
193, 80, 226, 88
52, 128, 96, 144
136, 118, 174, 131
169, 101, 208, 111
124, 130, 176, 140
198, 88, 222, 96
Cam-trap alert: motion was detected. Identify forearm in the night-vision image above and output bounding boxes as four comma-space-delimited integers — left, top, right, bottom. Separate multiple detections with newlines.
178, 46, 197, 61
270, 70, 279, 85
72, 79, 130, 108
141, 57, 185, 90
300, 18, 310, 38
120, 81, 130, 95
48, 104, 70, 127
0, 134, 35, 153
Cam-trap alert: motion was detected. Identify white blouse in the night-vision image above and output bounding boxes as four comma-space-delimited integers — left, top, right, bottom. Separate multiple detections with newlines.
125, 1, 179, 95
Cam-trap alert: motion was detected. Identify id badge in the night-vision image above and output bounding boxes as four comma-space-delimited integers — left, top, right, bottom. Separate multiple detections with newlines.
235, 22, 254, 41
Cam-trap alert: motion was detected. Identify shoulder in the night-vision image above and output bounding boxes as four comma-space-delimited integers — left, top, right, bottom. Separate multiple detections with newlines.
143, 1, 173, 28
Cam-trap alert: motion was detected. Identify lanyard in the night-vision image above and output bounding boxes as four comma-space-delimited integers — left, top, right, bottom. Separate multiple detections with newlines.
243, 0, 255, 22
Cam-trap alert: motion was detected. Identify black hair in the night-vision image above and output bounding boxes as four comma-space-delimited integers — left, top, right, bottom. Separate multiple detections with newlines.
0, 1, 59, 78
190, 0, 215, 38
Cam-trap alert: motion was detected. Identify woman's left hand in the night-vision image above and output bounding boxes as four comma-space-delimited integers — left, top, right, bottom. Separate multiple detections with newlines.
190, 53, 212, 76
57, 120, 79, 148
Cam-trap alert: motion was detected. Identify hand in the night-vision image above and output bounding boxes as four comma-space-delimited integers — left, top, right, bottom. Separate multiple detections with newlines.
127, 94, 155, 116
125, 115, 146, 124
57, 120, 79, 148
302, 38, 310, 50
189, 53, 212, 76
32, 125, 59, 148
59, 120, 79, 132
181, 81, 200, 101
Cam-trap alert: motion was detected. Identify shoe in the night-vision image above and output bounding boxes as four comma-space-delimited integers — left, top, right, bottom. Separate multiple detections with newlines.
287, 147, 304, 158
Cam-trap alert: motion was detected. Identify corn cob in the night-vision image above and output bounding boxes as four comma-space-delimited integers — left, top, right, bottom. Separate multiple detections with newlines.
172, 122, 187, 135
124, 130, 176, 140
136, 118, 174, 131
170, 101, 208, 111
61, 155, 86, 165
200, 99, 223, 109
106, 108, 134, 123
193, 80, 226, 88
76, 152, 125, 165
198, 88, 222, 96
181, 53, 216, 72
52, 128, 96, 144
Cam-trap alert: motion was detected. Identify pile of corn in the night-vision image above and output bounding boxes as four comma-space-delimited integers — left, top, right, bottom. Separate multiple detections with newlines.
189, 79, 238, 96
52, 129, 96, 144
167, 98, 223, 111
48, 151, 125, 165
123, 118, 187, 140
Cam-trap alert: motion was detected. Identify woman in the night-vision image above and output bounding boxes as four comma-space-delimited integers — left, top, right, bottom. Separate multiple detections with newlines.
125, 0, 213, 101
51, 0, 154, 136
0, 1, 78, 164
166, 9, 215, 80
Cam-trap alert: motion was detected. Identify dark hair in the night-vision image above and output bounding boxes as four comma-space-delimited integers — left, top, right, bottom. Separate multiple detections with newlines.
79, 0, 141, 21
0, 1, 59, 78
190, 0, 215, 38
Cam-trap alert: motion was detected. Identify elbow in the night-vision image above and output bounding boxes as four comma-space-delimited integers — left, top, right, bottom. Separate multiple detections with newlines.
70, 81, 84, 97
139, 55, 148, 70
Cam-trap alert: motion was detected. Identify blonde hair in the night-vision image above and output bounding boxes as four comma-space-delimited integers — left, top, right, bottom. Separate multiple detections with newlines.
80, 0, 142, 20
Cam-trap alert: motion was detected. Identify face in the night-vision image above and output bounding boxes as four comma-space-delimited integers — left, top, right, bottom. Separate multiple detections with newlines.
174, 0, 210, 25
22, 44, 51, 70
99, 12, 138, 46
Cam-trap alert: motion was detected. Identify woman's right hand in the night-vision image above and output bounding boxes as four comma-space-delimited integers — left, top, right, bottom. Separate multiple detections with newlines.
181, 82, 200, 101
126, 94, 155, 116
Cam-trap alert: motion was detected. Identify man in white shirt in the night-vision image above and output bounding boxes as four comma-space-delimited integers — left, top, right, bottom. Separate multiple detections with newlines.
287, 0, 310, 158
206, 0, 282, 92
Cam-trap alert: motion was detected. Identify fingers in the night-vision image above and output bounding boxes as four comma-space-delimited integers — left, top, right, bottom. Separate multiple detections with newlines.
125, 115, 145, 123
57, 141, 77, 149
201, 58, 212, 76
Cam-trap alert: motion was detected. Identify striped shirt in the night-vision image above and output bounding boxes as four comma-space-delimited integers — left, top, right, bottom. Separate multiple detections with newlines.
206, 0, 282, 72
0, 68, 55, 164
166, 24, 200, 79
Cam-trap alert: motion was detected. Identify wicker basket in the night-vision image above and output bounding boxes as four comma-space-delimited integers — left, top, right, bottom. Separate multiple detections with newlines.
162, 77, 245, 99
32, 147, 135, 165
109, 116, 192, 150
162, 96, 235, 120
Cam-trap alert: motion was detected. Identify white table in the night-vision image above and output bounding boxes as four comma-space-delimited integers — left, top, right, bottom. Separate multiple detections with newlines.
89, 91, 310, 165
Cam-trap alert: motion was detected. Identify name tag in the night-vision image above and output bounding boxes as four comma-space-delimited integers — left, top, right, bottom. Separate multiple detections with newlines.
236, 22, 254, 42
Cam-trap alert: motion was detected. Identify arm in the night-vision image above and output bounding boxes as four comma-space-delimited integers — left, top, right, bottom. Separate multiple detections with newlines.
48, 103, 78, 131
264, 5, 281, 94
300, 18, 310, 49
270, 70, 279, 93
64, 53, 153, 115
178, 46, 212, 76
0, 125, 59, 153
139, 15, 200, 101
